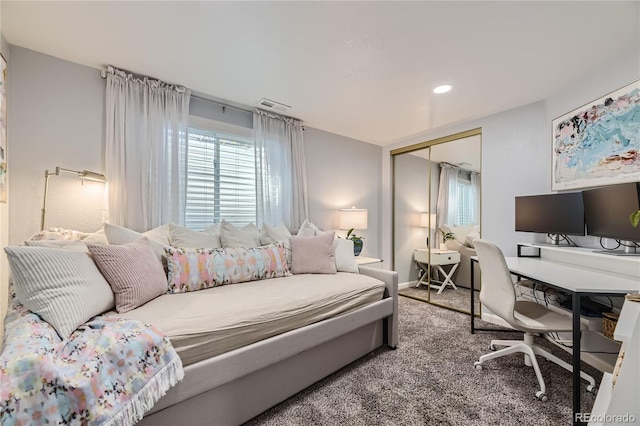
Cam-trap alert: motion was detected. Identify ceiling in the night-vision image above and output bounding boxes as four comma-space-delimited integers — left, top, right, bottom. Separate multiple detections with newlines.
2, 1, 639, 146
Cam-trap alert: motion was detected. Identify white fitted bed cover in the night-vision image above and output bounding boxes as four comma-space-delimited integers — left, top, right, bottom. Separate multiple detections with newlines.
114, 272, 385, 366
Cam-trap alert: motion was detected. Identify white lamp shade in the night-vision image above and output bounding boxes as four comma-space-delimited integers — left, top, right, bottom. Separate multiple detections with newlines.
339, 208, 368, 230
420, 213, 437, 228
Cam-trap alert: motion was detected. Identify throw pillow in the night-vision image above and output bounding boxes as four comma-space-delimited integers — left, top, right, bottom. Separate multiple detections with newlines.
291, 232, 337, 275
24, 239, 89, 252
465, 229, 481, 248
169, 223, 221, 248
165, 246, 219, 293
260, 222, 293, 267
165, 243, 290, 293
87, 237, 168, 313
81, 229, 109, 245
219, 219, 261, 248
104, 222, 170, 260
449, 225, 474, 246
214, 243, 291, 285
4, 246, 115, 339
296, 219, 323, 237
333, 238, 359, 273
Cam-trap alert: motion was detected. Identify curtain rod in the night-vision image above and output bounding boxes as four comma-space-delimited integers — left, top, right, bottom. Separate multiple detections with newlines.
190, 94, 254, 115
100, 68, 253, 115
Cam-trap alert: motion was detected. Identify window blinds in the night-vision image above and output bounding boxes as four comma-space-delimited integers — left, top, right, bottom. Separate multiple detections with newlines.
185, 128, 256, 230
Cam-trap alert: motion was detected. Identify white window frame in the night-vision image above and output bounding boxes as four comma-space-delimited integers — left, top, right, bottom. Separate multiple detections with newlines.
185, 117, 256, 230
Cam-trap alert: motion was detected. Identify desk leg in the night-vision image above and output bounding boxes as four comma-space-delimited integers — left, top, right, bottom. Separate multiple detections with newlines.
471, 258, 476, 334
572, 292, 582, 426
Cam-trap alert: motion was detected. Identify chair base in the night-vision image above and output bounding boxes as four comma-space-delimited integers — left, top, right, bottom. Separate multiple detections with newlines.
474, 333, 596, 401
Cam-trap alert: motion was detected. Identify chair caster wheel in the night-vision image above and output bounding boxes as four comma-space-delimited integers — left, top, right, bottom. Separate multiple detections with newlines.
474, 361, 483, 370
535, 391, 548, 402
489, 344, 496, 351
587, 385, 597, 394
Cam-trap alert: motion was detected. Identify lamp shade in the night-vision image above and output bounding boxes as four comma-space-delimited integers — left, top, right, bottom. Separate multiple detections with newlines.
419, 212, 437, 228
339, 207, 368, 230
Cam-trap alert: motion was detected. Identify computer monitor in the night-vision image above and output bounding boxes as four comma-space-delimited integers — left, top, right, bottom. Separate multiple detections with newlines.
515, 192, 585, 244
582, 182, 640, 255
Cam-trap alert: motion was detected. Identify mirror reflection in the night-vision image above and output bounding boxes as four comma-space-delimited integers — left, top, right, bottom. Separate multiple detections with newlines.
393, 131, 482, 315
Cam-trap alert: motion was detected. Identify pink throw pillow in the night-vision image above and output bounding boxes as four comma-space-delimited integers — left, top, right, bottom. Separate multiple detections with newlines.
88, 237, 167, 313
291, 232, 337, 274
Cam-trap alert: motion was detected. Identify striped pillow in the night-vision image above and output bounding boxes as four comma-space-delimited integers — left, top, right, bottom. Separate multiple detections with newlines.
4, 246, 115, 339
88, 237, 168, 313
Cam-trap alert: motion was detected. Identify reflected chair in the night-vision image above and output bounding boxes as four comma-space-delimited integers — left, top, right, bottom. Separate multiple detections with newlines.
472, 239, 596, 401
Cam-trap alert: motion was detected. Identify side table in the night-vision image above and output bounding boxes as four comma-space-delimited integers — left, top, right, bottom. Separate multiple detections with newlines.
414, 248, 461, 293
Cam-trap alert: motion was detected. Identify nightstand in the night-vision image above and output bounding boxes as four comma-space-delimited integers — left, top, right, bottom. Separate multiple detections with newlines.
413, 248, 460, 293
355, 256, 383, 268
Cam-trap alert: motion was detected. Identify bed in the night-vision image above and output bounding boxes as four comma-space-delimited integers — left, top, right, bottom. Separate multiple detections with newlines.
2, 223, 398, 425
136, 266, 398, 425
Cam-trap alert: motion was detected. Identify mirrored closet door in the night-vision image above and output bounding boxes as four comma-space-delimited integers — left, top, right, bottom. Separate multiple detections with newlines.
392, 129, 482, 315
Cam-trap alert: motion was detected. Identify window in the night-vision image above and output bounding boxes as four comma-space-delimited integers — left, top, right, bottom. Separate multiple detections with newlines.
456, 178, 472, 226
185, 126, 256, 230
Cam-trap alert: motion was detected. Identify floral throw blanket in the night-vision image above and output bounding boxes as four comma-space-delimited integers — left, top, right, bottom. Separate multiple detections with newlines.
1, 299, 184, 426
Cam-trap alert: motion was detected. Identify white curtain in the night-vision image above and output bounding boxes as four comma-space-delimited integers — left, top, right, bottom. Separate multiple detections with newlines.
470, 171, 481, 226
105, 66, 191, 231
254, 109, 308, 230
436, 163, 459, 231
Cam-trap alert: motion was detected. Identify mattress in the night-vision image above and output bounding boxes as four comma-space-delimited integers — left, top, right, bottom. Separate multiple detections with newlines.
114, 272, 386, 366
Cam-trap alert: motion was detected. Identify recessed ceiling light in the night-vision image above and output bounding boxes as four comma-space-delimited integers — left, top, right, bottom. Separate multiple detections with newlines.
433, 85, 452, 94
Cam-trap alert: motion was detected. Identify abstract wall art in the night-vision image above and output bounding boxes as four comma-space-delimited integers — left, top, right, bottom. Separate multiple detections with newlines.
552, 80, 640, 191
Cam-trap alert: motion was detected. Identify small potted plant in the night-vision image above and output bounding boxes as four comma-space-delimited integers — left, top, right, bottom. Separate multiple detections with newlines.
631, 210, 640, 227
439, 229, 455, 250
346, 228, 364, 256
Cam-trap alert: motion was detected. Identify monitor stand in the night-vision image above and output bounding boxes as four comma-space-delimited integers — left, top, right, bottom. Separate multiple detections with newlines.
539, 234, 578, 247
593, 241, 640, 256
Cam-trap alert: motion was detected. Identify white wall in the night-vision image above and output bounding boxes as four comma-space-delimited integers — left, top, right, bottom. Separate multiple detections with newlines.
383, 41, 640, 263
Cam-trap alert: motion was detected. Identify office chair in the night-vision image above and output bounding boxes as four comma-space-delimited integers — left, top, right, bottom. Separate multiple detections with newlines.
472, 239, 596, 401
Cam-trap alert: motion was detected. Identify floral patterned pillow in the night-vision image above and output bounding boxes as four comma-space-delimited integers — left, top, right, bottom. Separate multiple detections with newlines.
165, 243, 290, 293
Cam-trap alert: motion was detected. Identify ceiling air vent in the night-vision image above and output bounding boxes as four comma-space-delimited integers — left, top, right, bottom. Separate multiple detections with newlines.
256, 98, 291, 113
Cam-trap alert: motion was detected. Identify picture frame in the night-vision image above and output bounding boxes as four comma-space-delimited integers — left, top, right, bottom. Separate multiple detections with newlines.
551, 80, 640, 191
0, 53, 6, 203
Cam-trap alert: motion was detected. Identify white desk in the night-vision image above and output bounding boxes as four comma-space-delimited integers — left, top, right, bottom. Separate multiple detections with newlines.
470, 249, 639, 425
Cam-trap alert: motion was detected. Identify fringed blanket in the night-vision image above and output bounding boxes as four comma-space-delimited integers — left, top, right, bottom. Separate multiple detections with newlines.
0, 300, 184, 425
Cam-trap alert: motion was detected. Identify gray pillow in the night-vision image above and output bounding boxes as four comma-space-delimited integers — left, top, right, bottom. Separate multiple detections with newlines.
4, 246, 115, 338
104, 222, 169, 260
220, 220, 261, 248
168, 223, 221, 248
291, 232, 337, 275
260, 222, 293, 267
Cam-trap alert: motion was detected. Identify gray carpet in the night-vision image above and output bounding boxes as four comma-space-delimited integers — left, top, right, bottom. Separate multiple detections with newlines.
245, 296, 601, 425
399, 285, 481, 314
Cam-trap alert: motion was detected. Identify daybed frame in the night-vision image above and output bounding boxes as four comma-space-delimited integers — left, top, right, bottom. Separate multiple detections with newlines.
138, 266, 398, 426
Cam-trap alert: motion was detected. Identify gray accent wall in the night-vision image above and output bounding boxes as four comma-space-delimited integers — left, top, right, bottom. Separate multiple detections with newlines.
0, 31, 10, 343
8, 46, 105, 245
303, 127, 382, 260
6, 46, 383, 263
